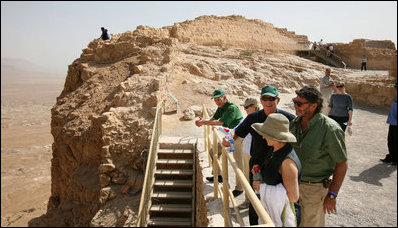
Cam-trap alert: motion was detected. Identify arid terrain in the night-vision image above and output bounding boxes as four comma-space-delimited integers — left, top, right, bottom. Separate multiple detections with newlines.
1, 67, 64, 227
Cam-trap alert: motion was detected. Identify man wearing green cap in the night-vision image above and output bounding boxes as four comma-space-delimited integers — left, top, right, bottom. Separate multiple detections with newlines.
228, 85, 296, 225
195, 89, 245, 195
195, 89, 243, 131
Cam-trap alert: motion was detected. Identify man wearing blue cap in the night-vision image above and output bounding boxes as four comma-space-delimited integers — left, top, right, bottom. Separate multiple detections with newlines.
195, 89, 245, 196
225, 85, 296, 225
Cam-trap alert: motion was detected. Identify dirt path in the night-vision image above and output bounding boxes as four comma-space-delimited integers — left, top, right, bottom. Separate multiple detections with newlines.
162, 91, 397, 227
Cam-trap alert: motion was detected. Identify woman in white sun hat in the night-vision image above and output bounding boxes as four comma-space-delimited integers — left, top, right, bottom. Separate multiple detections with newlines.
251, 113, 301, 227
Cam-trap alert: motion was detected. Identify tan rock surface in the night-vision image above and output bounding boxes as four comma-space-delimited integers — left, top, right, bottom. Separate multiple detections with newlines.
333, 39, 396, 70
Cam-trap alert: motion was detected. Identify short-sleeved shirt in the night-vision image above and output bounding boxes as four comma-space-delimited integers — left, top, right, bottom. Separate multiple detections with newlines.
213, 100, 243, 129
235, 109, 296, 162
328, 94, 353, 117
289, 113, 347, 182
320, 76, 334, 97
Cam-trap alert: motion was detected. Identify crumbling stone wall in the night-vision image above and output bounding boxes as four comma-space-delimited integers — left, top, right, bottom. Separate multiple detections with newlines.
345, 76, 396, 109
389, 54, 397, 77
167, 15, 308, 53
47, 27, 173, 226
332, 39, 396, 70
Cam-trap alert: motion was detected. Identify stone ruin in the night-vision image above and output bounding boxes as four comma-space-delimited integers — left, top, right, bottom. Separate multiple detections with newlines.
37, 15, 396, 226
330, 39, 396, 71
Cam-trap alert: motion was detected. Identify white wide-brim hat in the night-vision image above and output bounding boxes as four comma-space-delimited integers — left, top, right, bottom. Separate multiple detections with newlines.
251, 113, 296, 143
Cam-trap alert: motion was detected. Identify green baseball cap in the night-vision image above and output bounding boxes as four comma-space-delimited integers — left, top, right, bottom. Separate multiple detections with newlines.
261, 85, 279, 97
212, 89, 225, 99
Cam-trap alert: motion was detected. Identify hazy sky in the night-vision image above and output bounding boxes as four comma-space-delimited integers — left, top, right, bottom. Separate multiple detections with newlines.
1, 1, 397, 75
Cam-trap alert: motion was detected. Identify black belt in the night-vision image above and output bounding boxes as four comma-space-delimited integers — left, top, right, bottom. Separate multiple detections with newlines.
300, 178, 332, 188
300, 180, 323, 184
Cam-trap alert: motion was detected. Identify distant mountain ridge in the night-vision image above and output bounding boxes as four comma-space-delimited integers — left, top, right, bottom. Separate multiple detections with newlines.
1, 58, 64, 79
1, 57, 57, 74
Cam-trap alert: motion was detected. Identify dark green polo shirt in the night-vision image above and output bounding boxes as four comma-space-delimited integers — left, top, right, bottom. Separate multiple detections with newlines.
213, 100, 243, 129
289, 113, 347, 182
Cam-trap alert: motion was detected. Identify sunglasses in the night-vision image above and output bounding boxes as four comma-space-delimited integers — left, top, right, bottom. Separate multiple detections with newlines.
261, 96, 277, 101
292, 99, 309, 107
336, 85, 344, 88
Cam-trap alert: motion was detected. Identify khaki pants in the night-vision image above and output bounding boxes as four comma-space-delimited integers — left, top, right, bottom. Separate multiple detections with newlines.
299, 182, 328, 227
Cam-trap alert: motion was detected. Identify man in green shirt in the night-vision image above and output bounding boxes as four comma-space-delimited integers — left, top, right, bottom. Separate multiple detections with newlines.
289, 86, 348, 227
195, 89, 244, 196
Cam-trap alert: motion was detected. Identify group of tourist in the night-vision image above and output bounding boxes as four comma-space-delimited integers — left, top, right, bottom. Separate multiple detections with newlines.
195, 69, 397, 226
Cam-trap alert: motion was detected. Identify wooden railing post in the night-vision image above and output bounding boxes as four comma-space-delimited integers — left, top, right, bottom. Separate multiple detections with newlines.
212, 130, 218, 199
222, 147, 231, 227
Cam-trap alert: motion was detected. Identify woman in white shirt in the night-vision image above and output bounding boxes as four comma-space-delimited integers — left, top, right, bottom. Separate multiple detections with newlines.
234, 97, 260, 208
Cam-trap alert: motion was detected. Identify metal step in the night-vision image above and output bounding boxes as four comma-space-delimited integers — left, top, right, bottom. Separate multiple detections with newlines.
154, 180, 193, 188
150, 204, 192, 213
155, 169, 193, 180
156, 158, 193, 169
148, 217, 192, 227
152, 191, 192, 200
158, 148, 193, 159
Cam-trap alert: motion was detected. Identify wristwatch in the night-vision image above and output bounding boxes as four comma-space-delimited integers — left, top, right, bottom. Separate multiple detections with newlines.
327, 192, 337, 199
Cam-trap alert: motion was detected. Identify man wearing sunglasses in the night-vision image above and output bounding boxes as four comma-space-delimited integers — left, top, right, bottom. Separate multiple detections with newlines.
289, 86, 348, 227
225, 85, 295, 225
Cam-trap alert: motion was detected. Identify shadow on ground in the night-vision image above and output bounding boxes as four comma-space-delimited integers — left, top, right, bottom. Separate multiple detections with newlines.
349, 163, 397, 186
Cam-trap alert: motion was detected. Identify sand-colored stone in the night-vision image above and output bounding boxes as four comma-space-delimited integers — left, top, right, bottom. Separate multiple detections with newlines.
332, 39, 396, 71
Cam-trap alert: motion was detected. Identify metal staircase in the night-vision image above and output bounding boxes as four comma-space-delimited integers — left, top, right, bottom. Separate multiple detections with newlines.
297, 48, 346, 68
147, 144, 196, 227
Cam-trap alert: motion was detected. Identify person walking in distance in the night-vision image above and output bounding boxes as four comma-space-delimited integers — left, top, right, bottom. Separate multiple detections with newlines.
380, 82, 397, 165
224, 85, 295, 225
326, 82, 353, 132
290, 86, 348, 227
195, 89, 245, 196
361, 55, 367, 71
320, 68, 334, 113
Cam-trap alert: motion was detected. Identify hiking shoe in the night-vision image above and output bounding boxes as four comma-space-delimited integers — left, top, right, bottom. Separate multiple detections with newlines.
380, 158, 393, 163
206, 175, 223, 183
233, 190, 243, 197
238, 200, 250, 209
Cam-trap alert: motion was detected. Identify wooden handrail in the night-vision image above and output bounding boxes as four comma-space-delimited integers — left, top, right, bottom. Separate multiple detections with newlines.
137, 101, 164, 227
202, 104, 275, 227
